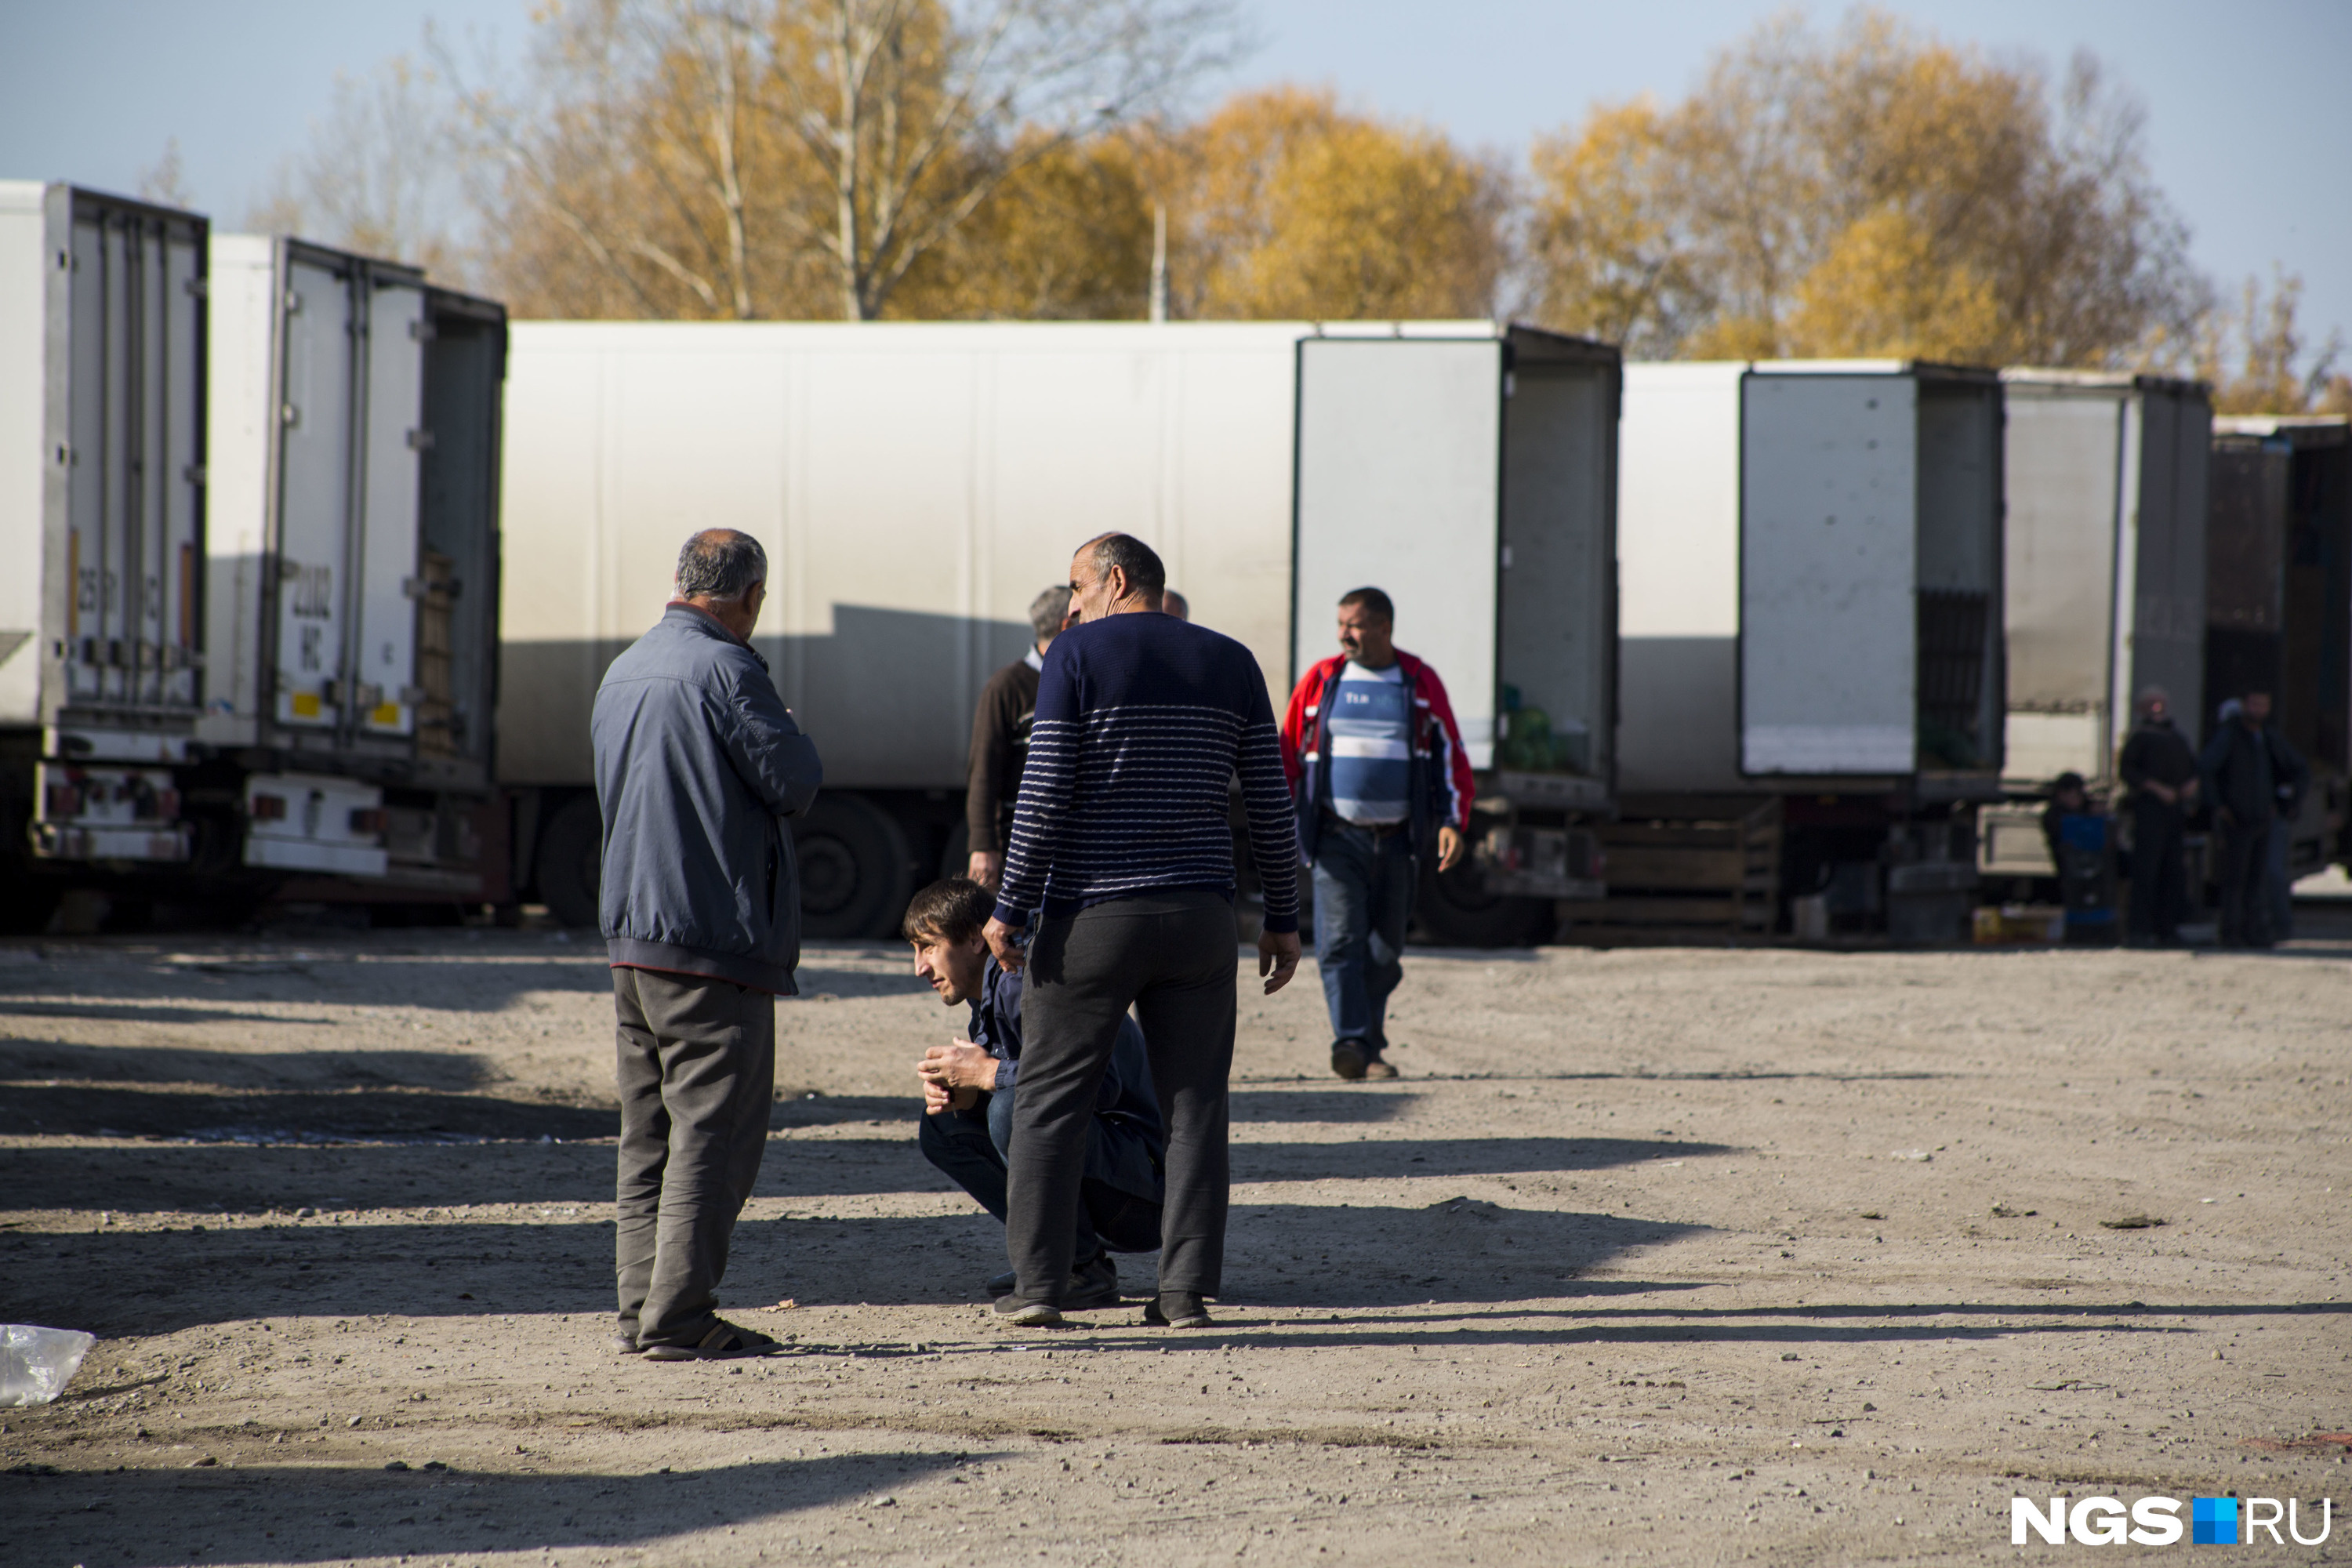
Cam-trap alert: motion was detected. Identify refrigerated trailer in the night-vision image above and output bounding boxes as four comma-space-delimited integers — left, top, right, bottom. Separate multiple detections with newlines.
0, 183, 208, 929
198, 235, 508, 895
1614, 360, 2005, 938
495, 320, 1619, 942
2208, 415, 2352, 880
1998, 371, 2211, 792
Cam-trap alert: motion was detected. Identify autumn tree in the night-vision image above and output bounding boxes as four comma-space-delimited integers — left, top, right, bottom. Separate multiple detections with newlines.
2196, 268, 2352, 416
1527, 9, 2201, 365
250, 58, 473, 282
891, 132, 1156, 318
448, 0, 1238, 321
1150, 86, 1509, 321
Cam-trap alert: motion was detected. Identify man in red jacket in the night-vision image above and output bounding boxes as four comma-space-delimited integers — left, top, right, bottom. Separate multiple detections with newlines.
1279, 588, 1472, 1080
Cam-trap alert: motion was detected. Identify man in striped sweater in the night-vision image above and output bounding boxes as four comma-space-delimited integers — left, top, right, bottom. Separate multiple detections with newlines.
982, 533, 1301, 1329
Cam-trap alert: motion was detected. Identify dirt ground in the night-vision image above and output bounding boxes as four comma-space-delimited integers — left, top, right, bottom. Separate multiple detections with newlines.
2, 918, 2348, 1567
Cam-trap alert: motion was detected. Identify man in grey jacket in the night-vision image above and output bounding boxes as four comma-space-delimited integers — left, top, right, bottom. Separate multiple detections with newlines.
593, 529, 822, 1359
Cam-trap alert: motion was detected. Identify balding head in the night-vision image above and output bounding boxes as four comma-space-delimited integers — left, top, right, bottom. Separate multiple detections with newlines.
673, 528, 768, 642
1069, 532, 1165, 623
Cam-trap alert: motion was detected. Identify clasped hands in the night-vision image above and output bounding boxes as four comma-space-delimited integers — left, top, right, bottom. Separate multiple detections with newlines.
918, 1036, 998, 1115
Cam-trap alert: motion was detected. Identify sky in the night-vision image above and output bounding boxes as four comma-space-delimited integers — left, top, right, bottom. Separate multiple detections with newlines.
3, 0, 2347, 351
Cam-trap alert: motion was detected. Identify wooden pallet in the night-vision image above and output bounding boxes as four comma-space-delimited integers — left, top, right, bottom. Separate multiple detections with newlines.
1562, 795, 1784, 943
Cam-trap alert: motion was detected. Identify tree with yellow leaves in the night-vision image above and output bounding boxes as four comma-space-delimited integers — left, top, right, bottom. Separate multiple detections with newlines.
1153, 86, 1509, 321
1528, 9, 2201, 366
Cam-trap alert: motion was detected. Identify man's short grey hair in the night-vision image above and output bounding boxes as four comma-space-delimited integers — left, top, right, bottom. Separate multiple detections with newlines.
676, 530, 768, 601
1087, 532, 1165, 596
1029, 584, 1073, 641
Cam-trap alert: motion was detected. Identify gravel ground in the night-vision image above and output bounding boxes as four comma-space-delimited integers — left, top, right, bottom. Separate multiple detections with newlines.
1, 921, 2347, 1566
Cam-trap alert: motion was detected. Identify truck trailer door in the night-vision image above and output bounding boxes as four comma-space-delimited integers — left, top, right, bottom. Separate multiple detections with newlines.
1293, 336, 1501, 764
354, 281, 424, 736
1740, 372, 1918, 775
273, 256, 356, 728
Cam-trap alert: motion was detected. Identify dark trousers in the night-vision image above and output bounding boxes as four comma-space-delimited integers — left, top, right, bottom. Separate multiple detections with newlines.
1311, 818, 1416, 1051
612, 967, 775, 1345
918, 1102, 1163, 1263
2128, 796, 2187, 941
1009, 889, 1236, 1303
2216, 815, 2275, 947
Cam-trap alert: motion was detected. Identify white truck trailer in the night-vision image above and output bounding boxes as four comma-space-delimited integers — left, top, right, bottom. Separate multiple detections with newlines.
1976, 371, 2210, 887
495, 320, 1620, 942
1998, 371, 2211, 789
0, 183, 209, 931
200, 235, 508, 901
1614, 360, 2005, 939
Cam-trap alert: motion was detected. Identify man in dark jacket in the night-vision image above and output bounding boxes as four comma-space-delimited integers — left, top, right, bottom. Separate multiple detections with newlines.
2117, 688, 2200, 944
593, 528, 822, 1359
906, 879, 1163, 1307
2201, 690, 2307, 948
964, 586, 1073, 891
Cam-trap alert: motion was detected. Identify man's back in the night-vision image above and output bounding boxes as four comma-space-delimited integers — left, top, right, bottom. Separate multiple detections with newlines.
593, 604, 822, 993
995, 612, 1298, 927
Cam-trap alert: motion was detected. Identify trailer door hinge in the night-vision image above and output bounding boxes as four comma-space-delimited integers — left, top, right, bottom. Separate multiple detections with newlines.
182, 463, 206, 486
409, 319, 436, 342
281, 402, 299, 427
407, 427, 435, 451
284, 290, 301, 314
183, 277, 207, 299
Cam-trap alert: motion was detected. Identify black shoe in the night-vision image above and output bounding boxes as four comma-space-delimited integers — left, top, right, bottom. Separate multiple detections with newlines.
1064, 1252, 1122, 1311
1330, 1040, 1369, 1080
640, 1319, 781, 1361
993, 1294, 1063, 1327
984, 1269, 1016, 1294
1143, 1290, 1213, 1329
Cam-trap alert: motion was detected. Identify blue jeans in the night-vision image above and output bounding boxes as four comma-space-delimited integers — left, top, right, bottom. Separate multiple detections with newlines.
918, 1097, 1162, 1265
1311, 818, 1417, 1052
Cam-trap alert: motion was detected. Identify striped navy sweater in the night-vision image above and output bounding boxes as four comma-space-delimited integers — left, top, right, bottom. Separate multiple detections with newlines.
992, 611, 1301, 935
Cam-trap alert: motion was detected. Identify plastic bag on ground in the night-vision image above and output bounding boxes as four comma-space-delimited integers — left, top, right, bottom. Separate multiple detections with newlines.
1, 1324, 97, 1406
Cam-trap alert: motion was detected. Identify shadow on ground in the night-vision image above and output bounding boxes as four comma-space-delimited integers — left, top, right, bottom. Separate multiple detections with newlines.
2, 1450, 967, 1566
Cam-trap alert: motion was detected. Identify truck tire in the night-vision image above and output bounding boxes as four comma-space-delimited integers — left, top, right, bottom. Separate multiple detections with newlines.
796, 795, 912, 940
535, 793, 603, 929
1414, 831, 1554, 947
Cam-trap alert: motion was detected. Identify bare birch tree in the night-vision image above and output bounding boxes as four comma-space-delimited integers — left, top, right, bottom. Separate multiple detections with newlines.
450, 0, 1241, 320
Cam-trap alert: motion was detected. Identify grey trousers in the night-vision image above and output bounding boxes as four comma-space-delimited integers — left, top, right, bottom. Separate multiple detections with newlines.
1010, 889, 1237, 1303
613, 967, 775, 1345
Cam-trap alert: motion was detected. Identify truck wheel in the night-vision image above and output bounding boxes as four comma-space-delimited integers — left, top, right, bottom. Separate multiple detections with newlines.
1415, 851, 1554, 947
535, 793, 603, 929
0, 876, 63, 936
796, 795, 912, 940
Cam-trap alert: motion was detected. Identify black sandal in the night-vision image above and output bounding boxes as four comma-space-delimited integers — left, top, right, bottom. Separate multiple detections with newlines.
641, 1319, 782, 1360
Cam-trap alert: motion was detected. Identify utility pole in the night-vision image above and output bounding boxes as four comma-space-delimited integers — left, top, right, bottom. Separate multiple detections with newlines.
1149, 202, 1167, 325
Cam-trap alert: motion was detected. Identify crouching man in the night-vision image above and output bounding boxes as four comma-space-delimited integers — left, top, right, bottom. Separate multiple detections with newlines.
903, 878, 1163, 1308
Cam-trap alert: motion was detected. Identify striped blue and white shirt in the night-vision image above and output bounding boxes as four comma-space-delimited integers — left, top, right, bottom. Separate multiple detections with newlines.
993, 612, 1301, 935
1325, 661, 1410, 823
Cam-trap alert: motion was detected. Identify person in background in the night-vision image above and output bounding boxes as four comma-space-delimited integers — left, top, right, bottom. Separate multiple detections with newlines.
2117, 687, 2198, 946
2201, 690, 2307, 948
2039, 772, 2091, 867
906, 878, 1164, 1308
982, 532, 1301, 1330
1279, 588, 1471, 1081
965, 586, 1073, 891
1161, 589, 1190, 622
593, 529, 822, 1360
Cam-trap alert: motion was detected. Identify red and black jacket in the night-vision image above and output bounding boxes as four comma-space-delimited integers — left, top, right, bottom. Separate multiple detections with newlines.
1279, 650, 1475, 862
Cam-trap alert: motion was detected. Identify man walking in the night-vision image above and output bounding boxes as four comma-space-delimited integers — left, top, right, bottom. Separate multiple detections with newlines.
593, 528, 822, 1359
965, 586, 1073, 891
982, 533, 1301, 1330
1280, 588, 1472, 1080
2117, 687, 2198, 945
2201, 690, 2307, 949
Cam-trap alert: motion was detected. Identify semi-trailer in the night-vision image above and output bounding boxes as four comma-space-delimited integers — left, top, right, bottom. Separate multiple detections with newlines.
492, 320, 1621, 942
2206, 414, 2351, 884
0, 186, 510, 931
1613, 359, 2006, 940
0, 183, 209, 931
